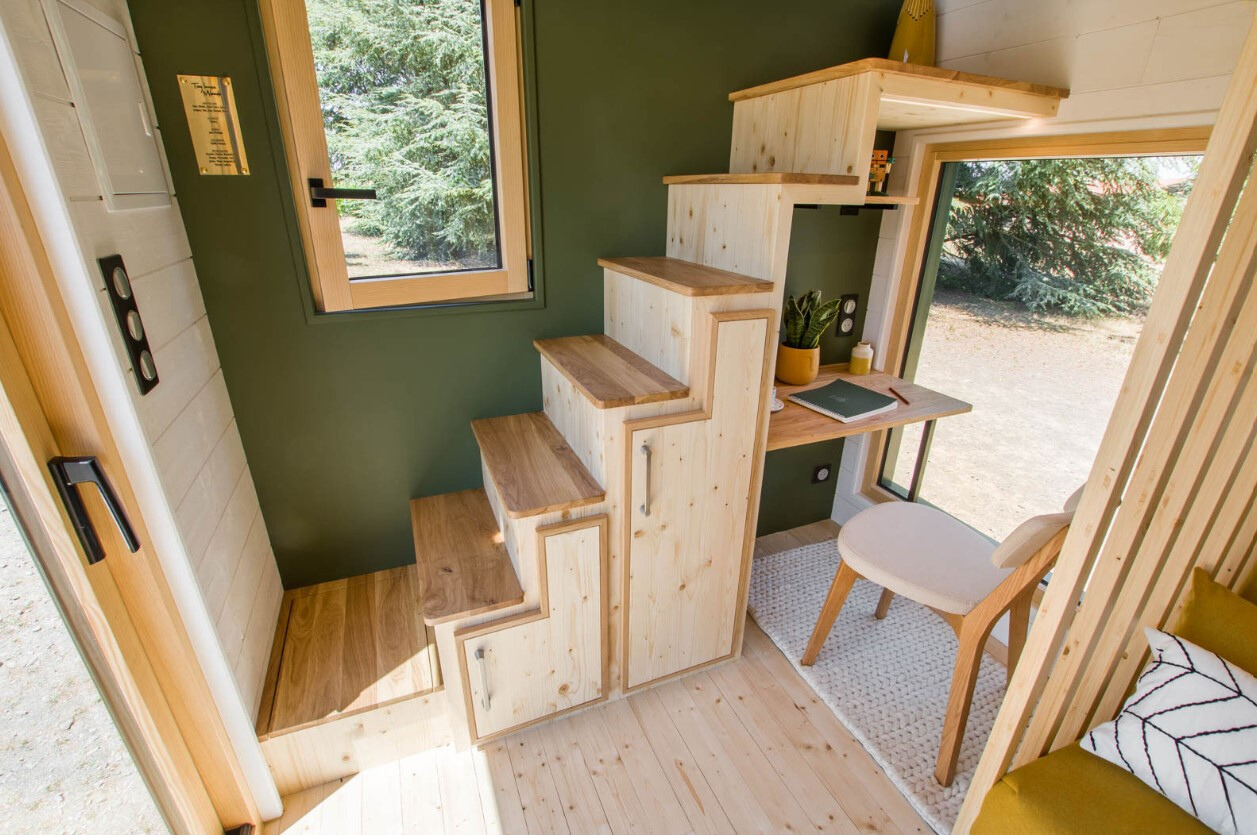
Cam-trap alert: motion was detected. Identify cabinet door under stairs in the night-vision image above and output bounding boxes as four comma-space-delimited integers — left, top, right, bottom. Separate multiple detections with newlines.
624, 311, 771, 689
455, 515, 608, 742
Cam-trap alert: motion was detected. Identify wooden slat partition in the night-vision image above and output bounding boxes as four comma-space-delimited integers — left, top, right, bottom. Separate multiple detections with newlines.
955, 19, 1257, 832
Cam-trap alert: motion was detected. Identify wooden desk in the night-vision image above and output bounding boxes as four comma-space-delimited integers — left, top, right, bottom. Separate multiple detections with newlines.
768, 365, 972, 499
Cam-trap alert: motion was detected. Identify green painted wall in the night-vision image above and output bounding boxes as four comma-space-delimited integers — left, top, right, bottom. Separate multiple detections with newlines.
126, 0, 896, 587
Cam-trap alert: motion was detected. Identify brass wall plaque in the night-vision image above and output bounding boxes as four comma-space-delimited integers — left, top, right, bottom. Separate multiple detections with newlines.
178, 74, 249, 175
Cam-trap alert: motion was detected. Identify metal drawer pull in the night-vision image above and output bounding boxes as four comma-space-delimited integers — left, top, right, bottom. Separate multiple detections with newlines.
640, 444, 651, 517
475, 647, 490, 711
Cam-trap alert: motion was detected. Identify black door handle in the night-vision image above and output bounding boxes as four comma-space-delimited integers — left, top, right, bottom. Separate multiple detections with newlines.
48, 456, 140, 565
308, 177, 378, 207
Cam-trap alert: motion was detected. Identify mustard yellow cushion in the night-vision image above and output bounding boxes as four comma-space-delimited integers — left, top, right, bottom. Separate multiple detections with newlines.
1172, 567, 1257, 675
973, 743, 1209, 835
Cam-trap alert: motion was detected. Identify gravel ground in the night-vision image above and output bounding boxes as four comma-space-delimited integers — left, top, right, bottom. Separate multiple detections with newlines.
0, 502, 166, 834
888, 289, 1142, 541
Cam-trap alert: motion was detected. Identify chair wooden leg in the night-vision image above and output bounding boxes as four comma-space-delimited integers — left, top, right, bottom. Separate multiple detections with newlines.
875, 588, 894, 619
936, 621, 989, 786
802, 562, 859, 666
1006, 591, 1032, 685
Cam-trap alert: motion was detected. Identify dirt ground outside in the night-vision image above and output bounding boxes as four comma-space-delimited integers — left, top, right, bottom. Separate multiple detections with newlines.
0, 502, 165, 833
888, 289, 1142, 542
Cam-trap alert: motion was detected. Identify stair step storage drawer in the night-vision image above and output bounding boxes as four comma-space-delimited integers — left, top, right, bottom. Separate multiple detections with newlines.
454, 516, 608, 742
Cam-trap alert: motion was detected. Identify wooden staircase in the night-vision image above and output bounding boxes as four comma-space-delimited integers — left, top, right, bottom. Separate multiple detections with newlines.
258, 58, 1066, 793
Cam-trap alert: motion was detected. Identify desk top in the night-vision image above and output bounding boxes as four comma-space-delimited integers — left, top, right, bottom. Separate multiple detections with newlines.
767, 366, 971, 451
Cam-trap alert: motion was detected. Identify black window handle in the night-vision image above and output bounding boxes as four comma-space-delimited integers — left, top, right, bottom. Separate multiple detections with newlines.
308, 177, 378, 207
48, 456, 140, 565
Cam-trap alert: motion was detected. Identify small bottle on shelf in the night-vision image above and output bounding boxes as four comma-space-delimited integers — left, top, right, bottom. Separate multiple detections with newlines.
849, 341, 874, 375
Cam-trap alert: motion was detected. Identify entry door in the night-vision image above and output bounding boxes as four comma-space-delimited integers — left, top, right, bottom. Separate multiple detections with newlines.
0, 133, 253, 831
624, 313, 770, 689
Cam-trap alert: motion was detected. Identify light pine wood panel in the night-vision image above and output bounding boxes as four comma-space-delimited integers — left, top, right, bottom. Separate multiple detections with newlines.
598, 255, 775, 297
262, 618, 929, 835
410, 488, 524, 625
455, 517, 607, 742
260, 565, 440, 736
533, 333, 689, 408
624, 314, 770, 688
603, 268, 693, 383
471, 411, 605, 518
541, 360, 607, 485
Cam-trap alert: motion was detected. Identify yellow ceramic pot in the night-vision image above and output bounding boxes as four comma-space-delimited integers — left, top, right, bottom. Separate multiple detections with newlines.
888, 0, 936, 66
776, 344, 820, 385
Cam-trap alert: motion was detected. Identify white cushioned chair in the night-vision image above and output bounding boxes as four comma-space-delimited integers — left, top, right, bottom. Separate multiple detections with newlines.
801, 488, 1082, 786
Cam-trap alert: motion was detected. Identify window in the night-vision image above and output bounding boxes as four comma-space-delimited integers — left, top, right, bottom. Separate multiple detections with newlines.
878, 152, 1201, 540
260, 0, 529, 312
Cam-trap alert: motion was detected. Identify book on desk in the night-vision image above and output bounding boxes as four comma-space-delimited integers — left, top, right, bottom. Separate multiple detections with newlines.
787, 378, 898, 423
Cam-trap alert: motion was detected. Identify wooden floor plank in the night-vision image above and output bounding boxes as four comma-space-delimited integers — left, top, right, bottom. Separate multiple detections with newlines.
481, 739, 530, 835
506, 730, 572, 835
636, 686, 771, 831
565, 708, 666, 835
401, 749, 445, 835
742, 623, 929, 834
674, 675, 815, 833
707, 663, 864, 835
436, 743, 488, 834
360, 759, 402, 834
273, 585, 349, 731
593, 700, 698, 835
540, 719, 615, 834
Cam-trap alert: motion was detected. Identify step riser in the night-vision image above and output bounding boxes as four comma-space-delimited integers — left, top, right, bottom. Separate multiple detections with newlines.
604, 268, 693, 385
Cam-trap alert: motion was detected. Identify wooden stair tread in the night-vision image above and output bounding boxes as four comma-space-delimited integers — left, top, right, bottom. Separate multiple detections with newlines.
471, 412, 605, 518
598, 256, 774, 297
662, 172, 859, 186
728, 57, 1070, 102
256, 564, 441, 737
410, 488, 524, 626
534, 334, 689, 408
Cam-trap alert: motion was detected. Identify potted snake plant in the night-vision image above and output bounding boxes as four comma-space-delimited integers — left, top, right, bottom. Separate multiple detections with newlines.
777, 290, 842, 385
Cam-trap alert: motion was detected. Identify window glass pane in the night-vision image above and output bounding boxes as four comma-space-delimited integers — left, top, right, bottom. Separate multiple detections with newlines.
880, 155, 1201, 541
306, 0, 500, 279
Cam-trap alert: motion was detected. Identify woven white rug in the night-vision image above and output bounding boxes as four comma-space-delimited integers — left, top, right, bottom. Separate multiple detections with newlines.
747, 539, 1007, 834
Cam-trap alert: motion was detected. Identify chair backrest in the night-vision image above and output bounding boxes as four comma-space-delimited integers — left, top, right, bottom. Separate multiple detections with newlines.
991, 509, 1075, 570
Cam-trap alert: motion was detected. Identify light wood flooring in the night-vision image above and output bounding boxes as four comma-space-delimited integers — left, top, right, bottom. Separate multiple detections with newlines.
257, 565, 440, 737
263, 521, 930, 834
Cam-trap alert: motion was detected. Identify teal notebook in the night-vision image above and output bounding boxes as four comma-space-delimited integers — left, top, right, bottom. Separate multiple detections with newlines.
787, 378, 898, 423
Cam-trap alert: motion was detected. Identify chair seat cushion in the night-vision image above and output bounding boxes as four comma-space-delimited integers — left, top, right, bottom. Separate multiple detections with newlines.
838, 502, 1006, 615
974, 743, 1211, 835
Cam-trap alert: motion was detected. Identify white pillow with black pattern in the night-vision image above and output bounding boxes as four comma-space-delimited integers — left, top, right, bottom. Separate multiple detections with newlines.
1081, 628, 1257, 835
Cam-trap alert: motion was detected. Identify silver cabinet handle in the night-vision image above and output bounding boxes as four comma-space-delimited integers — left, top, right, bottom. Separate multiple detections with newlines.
640, 443, 652, 517
475, 647, 490, 710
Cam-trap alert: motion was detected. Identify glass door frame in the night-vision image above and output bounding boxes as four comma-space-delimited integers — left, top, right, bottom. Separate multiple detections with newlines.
859, 128, 1213, 508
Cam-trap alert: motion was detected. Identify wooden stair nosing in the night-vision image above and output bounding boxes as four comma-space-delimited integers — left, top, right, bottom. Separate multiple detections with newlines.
471, 411, 605, 519
411, 488, 525, 626
661, 172, 860, 186
597, 256, 774, 297
728, 57, 1071, 103
534, 333, 689, 408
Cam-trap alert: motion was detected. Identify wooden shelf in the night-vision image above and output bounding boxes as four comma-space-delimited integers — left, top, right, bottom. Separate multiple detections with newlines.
534, 334, 689, 408
662, 172, 860, 186
768, 366, 971, 451
410, 488, 524, 625
864, 194, 919, 206
730, 58, 1068, 132
597, 256, 774, 297
472, 412, 605, 518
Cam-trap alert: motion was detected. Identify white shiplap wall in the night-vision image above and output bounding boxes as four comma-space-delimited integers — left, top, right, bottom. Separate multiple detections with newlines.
1, 0, 283, 717
832, 0, 1257, 523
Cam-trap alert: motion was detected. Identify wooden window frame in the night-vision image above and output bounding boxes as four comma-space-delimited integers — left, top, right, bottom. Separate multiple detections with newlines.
859, 127, 1213, 506
259, 0, 530, 312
